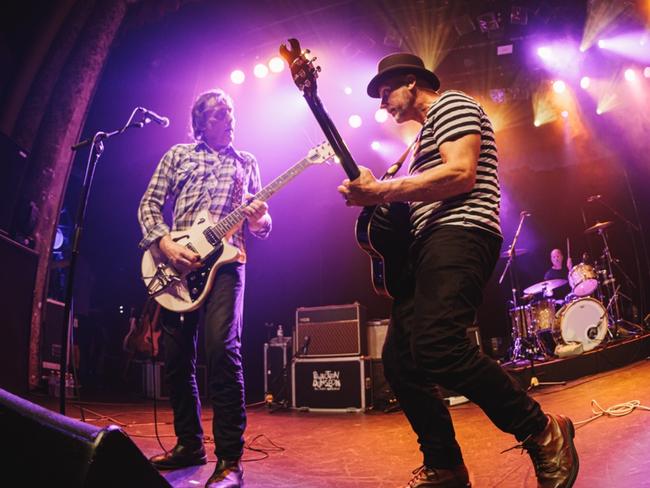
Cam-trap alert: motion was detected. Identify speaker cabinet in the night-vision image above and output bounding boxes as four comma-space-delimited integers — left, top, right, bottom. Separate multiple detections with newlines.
0, 234, 38, 394
0, 388, 171, 487
295, 303, 367, 357
291, 356, 372, 411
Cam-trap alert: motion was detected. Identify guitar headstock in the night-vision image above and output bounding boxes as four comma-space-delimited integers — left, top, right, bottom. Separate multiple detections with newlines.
306, 141, 336, 164
279, 38, 321, 97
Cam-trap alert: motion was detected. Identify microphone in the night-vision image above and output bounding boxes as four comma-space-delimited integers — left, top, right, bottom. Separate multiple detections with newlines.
520, 211, 531, 216
587, 194, 601, 202
138, 107, 170, 128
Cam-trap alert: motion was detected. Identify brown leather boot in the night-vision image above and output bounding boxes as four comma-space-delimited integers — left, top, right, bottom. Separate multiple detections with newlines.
402, 464, 471, 488
149, 443, 207, 470
522, 414, 579, 488
205, 458, 243, 488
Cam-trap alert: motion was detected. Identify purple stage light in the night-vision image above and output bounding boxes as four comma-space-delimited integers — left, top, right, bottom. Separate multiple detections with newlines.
344, 86, 352, 95
371, 141, 381, 151
580, 76, 591, 89
596, 31, 650, 63
644, 67, 650, 78
597, 39, 606, 48
268, 56, 284, 73
537, 46, 552, 60
552, 80, 566, 94
230, 69, 245, 84
624, 68, 636, 82
254, 63, 269, 78
348, 114, 362, 128
374, 108, 388, 123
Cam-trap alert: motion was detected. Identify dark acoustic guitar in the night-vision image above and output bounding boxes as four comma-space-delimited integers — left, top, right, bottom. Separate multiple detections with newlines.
280, 38, 412, 298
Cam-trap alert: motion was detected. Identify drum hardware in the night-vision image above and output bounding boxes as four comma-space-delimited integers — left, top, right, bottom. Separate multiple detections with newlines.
586, 220, 643, 338
523, 279, 568, 296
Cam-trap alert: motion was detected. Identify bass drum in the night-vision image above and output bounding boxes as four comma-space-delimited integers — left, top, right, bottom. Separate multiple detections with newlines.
556, 297, 608, 351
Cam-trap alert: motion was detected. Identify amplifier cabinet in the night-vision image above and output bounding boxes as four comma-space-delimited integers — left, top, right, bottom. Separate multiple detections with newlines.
295, 303, 367, 357
291, 356, 372, 412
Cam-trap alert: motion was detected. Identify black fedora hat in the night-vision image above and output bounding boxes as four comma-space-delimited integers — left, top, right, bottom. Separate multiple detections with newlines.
367, 52, 440, 98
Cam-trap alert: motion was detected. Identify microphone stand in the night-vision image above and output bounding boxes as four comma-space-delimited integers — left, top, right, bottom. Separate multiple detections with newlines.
59, 108, 163, 415
499, 212, 528, 362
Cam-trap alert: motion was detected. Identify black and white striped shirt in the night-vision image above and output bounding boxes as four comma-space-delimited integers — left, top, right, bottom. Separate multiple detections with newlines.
409, 90, 501, 238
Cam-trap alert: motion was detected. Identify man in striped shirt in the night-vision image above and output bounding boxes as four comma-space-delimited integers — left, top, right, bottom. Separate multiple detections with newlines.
139, 89, 271, 488
339, 53, 578, 488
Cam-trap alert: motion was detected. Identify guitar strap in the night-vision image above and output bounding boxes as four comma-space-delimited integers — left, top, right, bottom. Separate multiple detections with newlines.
380, 134, 421, 181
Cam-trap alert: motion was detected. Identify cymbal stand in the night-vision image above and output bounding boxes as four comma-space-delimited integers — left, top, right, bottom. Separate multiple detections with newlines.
597, 228, 642, 337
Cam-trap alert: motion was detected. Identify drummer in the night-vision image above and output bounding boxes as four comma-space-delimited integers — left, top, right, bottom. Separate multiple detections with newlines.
543, 248, 573, 300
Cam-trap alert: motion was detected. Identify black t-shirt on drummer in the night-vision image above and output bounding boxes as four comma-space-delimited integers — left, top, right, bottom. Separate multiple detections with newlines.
543, 267, 571, 299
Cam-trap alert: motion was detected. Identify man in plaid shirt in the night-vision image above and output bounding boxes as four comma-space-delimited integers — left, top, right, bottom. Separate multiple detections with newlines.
139, 88, 271, 488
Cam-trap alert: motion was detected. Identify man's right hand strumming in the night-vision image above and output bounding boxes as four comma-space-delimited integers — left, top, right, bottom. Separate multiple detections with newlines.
159, 234, 201, 273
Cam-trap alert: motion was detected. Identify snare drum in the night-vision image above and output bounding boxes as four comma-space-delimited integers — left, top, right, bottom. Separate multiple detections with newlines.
568, 263, 598, 297
555, 297, 608, 351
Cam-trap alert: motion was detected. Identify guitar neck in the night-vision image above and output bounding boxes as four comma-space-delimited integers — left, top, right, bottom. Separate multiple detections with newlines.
210, 156, 313, 239
305, 93, 360, 181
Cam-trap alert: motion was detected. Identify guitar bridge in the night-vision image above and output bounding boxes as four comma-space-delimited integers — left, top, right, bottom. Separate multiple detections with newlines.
145, 263, 181, 297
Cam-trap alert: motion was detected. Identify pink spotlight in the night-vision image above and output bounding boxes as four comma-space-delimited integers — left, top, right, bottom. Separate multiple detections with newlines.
580, 76, 591, 89
348, 115, 362, 128
552, 80, 566, 94
230, 70, 245, 84
343, 86, 352, 95
597, 39, 606, 49
375, 109, 388, 123
254, 63, 269, 78
268, 57, 285, 73
371, 141, 381, 151
624, 68, 636, 82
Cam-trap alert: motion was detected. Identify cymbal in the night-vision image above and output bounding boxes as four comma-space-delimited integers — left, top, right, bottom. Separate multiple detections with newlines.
585, 221, 613, 234
500, 248, 528, 258
523, 279, 568, 295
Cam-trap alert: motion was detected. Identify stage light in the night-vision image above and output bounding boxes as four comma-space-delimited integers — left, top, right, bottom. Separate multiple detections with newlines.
374, 109, 388, 123
580, 76, 591, 89
552, 80, 566, 94
533, 120, 541, 127
344, 86, 352, 95
268, 56, 285, 73
348, 115, 362, 128
644, 67, 650, 78
254, 63, 269, 78
371, 141, 381, 151
561, 110, 569, 118
598, 39, 605, 48
596, 108, 603, 115
624, 68, 636, 82
537, 46, 552, 60
230, 70, 245, 84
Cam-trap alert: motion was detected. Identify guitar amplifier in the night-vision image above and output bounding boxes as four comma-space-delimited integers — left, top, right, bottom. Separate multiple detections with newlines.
295, 303, 367, 357
291, 356, 372, 412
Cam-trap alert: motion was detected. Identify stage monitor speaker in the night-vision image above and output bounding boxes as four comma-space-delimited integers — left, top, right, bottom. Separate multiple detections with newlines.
0, 388, 171, 488
295, 303, 367, 357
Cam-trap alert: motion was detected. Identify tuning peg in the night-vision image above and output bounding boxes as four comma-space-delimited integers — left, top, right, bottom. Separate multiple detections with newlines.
311, 56, 318, 62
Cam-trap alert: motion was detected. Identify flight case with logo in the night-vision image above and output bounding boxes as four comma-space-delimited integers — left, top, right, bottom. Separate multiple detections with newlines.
291, 356, 372, 412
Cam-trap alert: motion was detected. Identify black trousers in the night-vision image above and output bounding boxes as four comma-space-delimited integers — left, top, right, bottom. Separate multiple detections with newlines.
160, 262, 246, 460
383, 226, 548, 469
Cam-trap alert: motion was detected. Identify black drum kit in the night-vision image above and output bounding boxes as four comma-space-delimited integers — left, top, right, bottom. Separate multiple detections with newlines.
501, 218, 644, 364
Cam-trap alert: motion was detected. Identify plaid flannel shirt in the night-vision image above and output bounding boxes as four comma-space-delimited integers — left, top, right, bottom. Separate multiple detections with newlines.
138, 142, 271, 254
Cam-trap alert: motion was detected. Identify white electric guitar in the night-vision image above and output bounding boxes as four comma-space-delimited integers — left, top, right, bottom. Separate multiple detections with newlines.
141, 142, 335, 312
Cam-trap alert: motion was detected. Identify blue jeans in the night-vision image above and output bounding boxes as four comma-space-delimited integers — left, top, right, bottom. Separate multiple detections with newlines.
160, 262, 246, 460
383, 226, 547, 469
